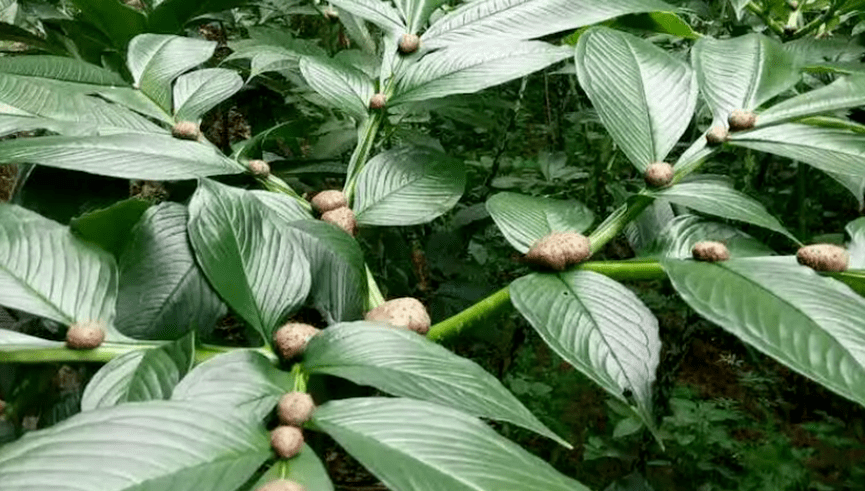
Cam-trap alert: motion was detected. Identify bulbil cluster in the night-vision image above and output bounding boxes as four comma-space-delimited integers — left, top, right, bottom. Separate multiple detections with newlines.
796, 244, 849, 272
257, 480, 306, 491
691, 241, 730, 262
365, 297, 432, 334
728, 109, 756, 131
65, 321, 106, 350
171, 121, 201, 141
369, 93, 387, 110
644, 162, 674, 188
247, 159, 271, 178
278, 392, 316, 426
310, 190, 356, 236
272, 322, 320, 361
398, 33, 420, 54
524, 232, 591, 271
705, 126, 728, 146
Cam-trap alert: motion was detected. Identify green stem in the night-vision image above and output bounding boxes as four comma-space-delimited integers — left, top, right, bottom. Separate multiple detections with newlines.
790, 0, 842, 40
0, 342, 274, 364
746, 2, 787, 37
343, 111, 383, 203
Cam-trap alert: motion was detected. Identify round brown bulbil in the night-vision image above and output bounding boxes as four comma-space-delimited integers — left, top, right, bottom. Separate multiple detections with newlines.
171, 121, 201, 141
398, 33, 420, 54
247, 159, 270, 178
257, 480, 306, 491
278, 392, 316, 426
524, 232, 591, 271
271, 425, 304, 459
796, 244, 849, 272
644, 162, 674, 188
365, 297, 431, 334
692, 241, 730, 262
369, 93, 387, 110
311, 190, 347, 214
705, 125, 728, 146
272, 323, 320, 361
321, 206, 357, 236
66, 320, 106, 350
728, 109, 756, 131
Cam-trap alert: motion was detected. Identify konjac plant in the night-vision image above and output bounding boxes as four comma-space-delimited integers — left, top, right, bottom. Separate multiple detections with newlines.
2, 0, 865, 490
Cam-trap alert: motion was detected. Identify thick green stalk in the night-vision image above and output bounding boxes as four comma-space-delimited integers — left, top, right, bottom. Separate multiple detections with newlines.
343, 111, 383, 203
0, 342, 274, 364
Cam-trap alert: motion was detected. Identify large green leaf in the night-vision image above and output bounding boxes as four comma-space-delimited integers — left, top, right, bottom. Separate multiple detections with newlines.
312, 397, 590, 491
758, 75, 865, 127
173, 68, 243, 122
575, 26, 697, 170
70, 198, 151, 258
644, 214, 774, 259
389, 41, 571, 105
223, 38, 326, 80
510, 271, 660, 426
421, 0, 672, 49
94, 86, 174, 124
486, 192, 594, 253
353, 145, 466, 226
728, 123, 865, 184
116, 203, 225, 340
395, 0, 446, 33
172, 350, 293, 420
625, 199, 674, 255
251, 447, 334, 491
188, 180, 311, 341
692, 34, 799, 125
127, 34, 217, 112
0, 134, 242, 180
0, 56, 127, 85
0, 401, 270, 491
0, 204, 116, 327
664, 257, 865, 408
847, 217, 865, 269
651, 180, 797, 242
299, 56, 374, 121
327, 0, 406, 34
69, 0, 146, 48
80, 333, 194, 411
252, 191, 312, 222
304, 322, 569, 447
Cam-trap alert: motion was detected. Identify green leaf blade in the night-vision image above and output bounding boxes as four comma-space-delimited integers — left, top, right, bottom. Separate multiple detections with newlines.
173, 68, 243, 122
299, 56, 373, 121
486, 192, 594, 253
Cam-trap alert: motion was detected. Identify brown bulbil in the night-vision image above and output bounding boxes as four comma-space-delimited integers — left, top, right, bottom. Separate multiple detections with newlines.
171, 121, 201, 141
271, 425, 304, 459
692, 241, 730, 262
257, 480, 306, 491
524, 232, 591, 271
369, 93, 387, 110
365, 297, 432, 334
321, 206, 357, 236
278, 392, 315, 426
796, 244, 849, 272
644, 162, 674, 188
65, 321, 106, 350
728, 109, 757, 131
248, 159, 270, 178
398, 33, 420, 54
273, 323, 320, 361
311, 190, 347, 214
705, 125, 728, 145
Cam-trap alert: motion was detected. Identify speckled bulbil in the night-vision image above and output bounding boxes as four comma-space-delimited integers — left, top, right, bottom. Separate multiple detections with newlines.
257, 480, 306, 491
692, 241, 730, 262
524, 232, 591, 271
705, 126, 728, 145
644, 162, 674, 188
270, 426, 304, 459
248, 159, 270, 178
171, 121, 201, 141
278, 392, 316, 426
796, 244, 849, 272
321, 206, 357, 236
311, 190, 347, 214
398, 33, 420, 54
369, 93, 387, 110
365, 297, 432, 334
65, 320, 106, 350
728, 109, 756, 131
273, 323, 320, 361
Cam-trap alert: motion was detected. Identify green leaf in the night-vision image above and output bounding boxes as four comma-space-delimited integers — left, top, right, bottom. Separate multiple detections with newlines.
353, 145, 466, 226
692, 34, 799, 125
0, 134, 242, 180
728, 123, 865, 184
575, 26, 697, 170
421, 0, 672, 49
485, 192, 594, 254
847, 217, 865, 269
148, 0, 250, 34
0, 401, 270, 491
0, 328, 62, 348
625, 199, 674, 255
172, 350, 293, 420
304, 322, 569, 447
0, 56, 127, 85
127, 34, 217, 112
608, 11, 699, 39
327, 0, 406, 34
0, 204, 116, 326
510, 271, 660, 426
758, 75, 865, 127
173, 68, 243, 122
188, 180, 311, 341
94, 86, 174, 124
645, 214, 774, 259
252, 191, 312, 222
663, 257, 865, 408
395, 0, 446, 33
299, 56, 374, 121
312, 397, 591, 491
70, 198, 151, 258
389, 41, 571, 105
81, 332, 195, 411
116, 203, 225, 340
251, 447, 334, 491
650, 180, 797, 242
69, 0, 146, 48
